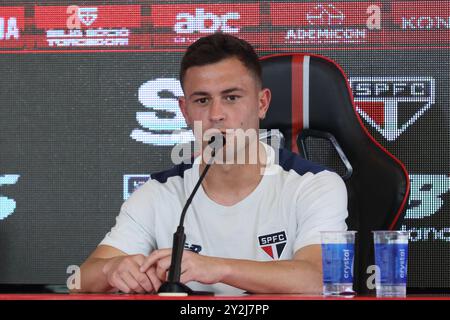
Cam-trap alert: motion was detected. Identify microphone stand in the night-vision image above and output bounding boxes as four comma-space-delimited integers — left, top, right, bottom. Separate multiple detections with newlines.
158, 136, 223, 296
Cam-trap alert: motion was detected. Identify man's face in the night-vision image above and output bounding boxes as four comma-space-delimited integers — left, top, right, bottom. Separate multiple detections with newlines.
179, 57, 271, 156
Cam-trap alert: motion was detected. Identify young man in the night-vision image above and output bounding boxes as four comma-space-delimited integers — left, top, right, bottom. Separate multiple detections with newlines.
76, 33, 348, 295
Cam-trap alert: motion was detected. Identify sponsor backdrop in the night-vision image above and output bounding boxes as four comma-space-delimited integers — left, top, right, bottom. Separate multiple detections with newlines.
0, 1, 449, 291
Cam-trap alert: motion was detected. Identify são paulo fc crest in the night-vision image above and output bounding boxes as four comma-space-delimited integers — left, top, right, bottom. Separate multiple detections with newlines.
258, 231, 287, 260
349, 77, 436, 141
78, 7, 98, 26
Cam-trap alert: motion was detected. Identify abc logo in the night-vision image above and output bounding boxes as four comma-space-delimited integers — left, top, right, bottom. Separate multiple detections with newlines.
174, 8, 240, 34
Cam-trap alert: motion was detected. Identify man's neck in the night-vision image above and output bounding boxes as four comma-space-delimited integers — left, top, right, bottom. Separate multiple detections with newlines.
199, 142, 267, 206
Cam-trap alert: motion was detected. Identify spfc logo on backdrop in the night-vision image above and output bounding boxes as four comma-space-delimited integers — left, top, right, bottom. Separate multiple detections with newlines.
258, 231, 287, 260
78, 7, 98, 26
349, 77, 436, 141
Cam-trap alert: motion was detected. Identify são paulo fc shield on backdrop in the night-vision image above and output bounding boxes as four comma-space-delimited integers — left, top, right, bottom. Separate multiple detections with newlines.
350, 77, 435, 141
77, 7, 98, 26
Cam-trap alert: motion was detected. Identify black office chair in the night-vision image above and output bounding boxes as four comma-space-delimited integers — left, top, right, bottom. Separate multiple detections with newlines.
260, 53, 410, 294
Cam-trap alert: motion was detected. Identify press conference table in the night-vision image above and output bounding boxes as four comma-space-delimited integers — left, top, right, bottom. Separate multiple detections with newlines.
0, 293, 449, 300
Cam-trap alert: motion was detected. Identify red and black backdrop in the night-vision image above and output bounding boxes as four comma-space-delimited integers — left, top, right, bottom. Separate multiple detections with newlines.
0, 1, 449, 292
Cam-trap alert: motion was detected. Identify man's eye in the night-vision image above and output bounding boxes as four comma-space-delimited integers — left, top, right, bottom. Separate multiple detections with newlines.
195, 98, 208, 104
226, 95, 239, 101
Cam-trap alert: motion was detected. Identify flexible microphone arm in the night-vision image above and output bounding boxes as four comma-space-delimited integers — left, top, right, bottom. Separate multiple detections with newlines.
157, 134, 225, 296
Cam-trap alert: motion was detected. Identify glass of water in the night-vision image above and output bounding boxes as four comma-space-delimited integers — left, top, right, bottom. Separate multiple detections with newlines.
321, 231, 357, 296
373, 231, 409, 297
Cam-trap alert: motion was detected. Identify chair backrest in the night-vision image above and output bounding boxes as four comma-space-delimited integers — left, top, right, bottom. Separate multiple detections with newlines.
260, 53, 410, 294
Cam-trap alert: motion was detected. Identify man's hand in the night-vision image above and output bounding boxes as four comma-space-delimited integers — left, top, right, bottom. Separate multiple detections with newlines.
102, 254, 162, 293
136, 245, 322, 294
140, 249, 227, 285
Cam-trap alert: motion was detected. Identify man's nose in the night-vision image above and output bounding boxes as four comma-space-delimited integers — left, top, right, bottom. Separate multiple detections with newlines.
209, 99, 226, 123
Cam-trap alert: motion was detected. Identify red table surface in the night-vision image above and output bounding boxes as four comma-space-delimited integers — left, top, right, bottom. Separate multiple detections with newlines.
0, 294, 449, 300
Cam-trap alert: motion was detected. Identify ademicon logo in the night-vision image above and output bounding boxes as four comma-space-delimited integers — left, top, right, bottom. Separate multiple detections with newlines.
271, 2, 382, 45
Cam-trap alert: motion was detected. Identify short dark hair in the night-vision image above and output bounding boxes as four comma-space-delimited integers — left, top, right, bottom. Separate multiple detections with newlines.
179, 33, 262, 88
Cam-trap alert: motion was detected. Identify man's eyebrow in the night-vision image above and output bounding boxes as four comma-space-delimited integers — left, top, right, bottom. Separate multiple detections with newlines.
221, 87, 245, 95
189, 91, 210, 99
188, 87, 244, 99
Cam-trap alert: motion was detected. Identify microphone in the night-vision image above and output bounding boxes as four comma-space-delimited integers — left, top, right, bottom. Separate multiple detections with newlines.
157, 133, 226, 296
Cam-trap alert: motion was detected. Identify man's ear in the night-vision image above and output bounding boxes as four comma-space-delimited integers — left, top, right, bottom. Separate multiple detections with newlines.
178, 96, 191, 128
258, 88, 271, 119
